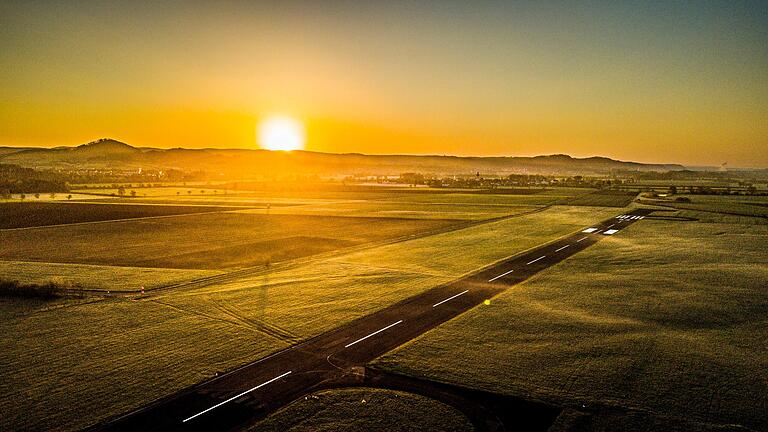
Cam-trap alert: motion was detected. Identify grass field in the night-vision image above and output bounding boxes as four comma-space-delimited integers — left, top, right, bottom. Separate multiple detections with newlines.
250, 388, 473, 432
564, 189, 637, 207
0, 204, 621, 431
669, 195, 768, 218
0, 297, 292, 431
77, 185, 594, 206
0, 261, 220, 291
0, 202, 252, 229
251, 201, 541, 220
374, 216, 768, 431
180, 205, 622, 338
0, 212, 457, 270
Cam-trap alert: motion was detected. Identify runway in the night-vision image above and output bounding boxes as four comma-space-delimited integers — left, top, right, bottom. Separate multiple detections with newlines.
91, 209, 653, 432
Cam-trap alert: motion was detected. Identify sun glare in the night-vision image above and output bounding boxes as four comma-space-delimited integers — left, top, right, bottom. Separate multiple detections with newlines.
258, 116, 305, 151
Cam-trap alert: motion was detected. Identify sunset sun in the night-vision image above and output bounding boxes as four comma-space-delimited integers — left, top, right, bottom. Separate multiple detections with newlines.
258, 116, 305, 151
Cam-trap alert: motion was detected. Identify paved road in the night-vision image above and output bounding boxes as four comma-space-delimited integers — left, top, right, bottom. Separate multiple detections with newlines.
91, 209, 653, 432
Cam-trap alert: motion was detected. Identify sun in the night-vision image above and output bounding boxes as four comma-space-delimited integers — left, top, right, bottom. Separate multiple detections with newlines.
257, 116, 305, 151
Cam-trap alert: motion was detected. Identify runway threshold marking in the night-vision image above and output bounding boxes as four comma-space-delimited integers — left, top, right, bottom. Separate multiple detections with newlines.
182, 371, 293, 423
555, 244, 570, 252
582, 228, 598, 233
432, 289, 470, 306
603, 229, 619, 235
488, 268, 515, 282
526, 256, 546, 265
345, 320, 403, 348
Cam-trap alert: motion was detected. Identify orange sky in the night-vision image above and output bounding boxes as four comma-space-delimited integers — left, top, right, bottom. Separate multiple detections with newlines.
1, 1, 767, 167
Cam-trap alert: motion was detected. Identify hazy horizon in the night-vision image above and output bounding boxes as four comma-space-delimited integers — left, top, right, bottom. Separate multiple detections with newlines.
2, 1, 767, 167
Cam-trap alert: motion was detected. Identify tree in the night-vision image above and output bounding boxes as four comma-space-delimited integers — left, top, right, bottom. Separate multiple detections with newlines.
187, 190, 192, 195
50, 192, 57, 199
34, 193, 40, 199
668, 185, 677, 195
130, 190, 137, 197
117, 185, 126, 197
67, 194, 72, 200
19, 193, 25, 202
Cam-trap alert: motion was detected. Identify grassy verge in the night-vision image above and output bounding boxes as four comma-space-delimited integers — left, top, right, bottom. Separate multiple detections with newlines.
373, 217, 768, 431
250, 388, 473, 432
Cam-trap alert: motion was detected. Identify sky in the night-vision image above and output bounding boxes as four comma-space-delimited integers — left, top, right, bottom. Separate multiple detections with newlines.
1, 0, 767, 167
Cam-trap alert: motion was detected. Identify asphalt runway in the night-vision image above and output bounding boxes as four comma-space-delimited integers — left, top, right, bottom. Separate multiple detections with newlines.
91, 208, 653, 432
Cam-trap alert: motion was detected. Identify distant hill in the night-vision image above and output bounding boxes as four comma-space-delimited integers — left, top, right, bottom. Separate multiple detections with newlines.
0, 138, 687, 176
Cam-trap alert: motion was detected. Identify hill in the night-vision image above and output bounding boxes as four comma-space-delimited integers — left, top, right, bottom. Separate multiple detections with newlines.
0, 138, 686, 176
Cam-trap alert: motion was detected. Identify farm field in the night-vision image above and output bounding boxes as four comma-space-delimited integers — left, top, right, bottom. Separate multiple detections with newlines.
0, 261, 220, 291
0, 204, 621, 431
252, 201, 541, 220
373, 216, 768, 431
0, 201, 251, 229
88, 197, 297, 208
384, 187, 591, 206
642, 194, 768, 218
0, 212, 458, 270
75, 185, 592, 204
563, 189, 638, 207
0, 296, 292, 431
181, 205, 622, 338
673, 194, 768, 217
250, 388, 473, 432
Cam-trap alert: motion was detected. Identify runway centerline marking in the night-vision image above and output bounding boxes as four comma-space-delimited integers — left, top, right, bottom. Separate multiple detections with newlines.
182, 371, 292, 423
526, 256, 546, 265
488, 269, 515, 282
576, 236, 589, 242
555, 244, 570, 252
606, 223, 615, 229
433, 290, 470, 306
345, 320, 403, 348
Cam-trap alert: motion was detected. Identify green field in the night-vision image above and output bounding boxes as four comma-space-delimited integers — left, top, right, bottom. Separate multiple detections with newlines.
0, 204, 621, 431
374, 216, 768, 431
250, 388, 473, 432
